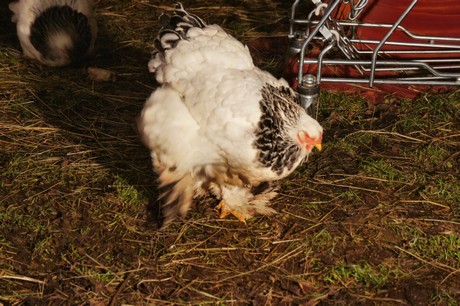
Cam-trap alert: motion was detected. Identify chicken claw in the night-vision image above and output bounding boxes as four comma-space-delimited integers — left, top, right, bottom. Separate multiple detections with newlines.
215, 201, 246, 223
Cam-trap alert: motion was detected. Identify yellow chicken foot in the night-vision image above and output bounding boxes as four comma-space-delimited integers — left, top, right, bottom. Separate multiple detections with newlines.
215, 200, 246, 223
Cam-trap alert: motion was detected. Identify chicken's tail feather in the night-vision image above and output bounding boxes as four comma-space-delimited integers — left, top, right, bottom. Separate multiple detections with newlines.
30, 5, 93, 66
158, 169, 195, 228
156, 162, 231, 228
154, 2, 207, 53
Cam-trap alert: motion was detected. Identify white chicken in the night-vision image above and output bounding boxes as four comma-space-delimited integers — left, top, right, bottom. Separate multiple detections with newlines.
9, 0, 97, 67
138, 3, 323, 226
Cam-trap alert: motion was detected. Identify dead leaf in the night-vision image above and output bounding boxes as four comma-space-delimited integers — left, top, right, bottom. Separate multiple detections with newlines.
88, 67, 117, 82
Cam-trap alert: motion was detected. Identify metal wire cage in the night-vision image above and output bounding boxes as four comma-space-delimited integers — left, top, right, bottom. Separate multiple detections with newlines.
287, 0, 460, 109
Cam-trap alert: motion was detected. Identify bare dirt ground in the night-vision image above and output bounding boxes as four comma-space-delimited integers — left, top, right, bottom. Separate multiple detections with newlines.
1, 1, 459, 305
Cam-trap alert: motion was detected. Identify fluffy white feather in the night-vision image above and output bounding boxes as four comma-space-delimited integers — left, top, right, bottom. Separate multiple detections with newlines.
9, 0, 97, 66
138, 4, 323, 226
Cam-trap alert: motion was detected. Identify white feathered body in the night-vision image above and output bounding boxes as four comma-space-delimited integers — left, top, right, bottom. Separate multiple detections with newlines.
146, 25, 302, 181
138, 6, 323, 225
9, 0, 97, 66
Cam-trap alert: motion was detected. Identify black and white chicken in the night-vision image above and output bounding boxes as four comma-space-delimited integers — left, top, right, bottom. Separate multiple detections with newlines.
137, 3, 323, 226
9, 0, 97, 67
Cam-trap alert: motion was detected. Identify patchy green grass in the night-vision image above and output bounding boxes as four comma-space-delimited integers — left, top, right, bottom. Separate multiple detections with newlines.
326, 262, 394, 287
361, 159, 407, 183
407, 232, 460, 267
1, 0, 460, 305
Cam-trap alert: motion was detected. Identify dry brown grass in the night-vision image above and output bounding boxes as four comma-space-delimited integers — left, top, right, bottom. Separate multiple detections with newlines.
1, 0, 459, 305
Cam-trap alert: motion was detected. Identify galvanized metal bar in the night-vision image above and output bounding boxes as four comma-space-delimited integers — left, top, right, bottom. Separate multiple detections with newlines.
289, 0, 302, 38
288, 0, 460, 103
316, 42, 336, 83
369, 0, 419, 86
319, 77, 459, 86
298, 0, 342, 85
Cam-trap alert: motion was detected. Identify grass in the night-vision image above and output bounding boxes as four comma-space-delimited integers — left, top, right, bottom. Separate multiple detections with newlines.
361, 159, 407, 183
326, 262, 393, 287
1, 0, 460, 305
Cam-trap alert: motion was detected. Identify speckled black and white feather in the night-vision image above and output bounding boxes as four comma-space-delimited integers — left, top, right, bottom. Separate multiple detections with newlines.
154, 3, 206, 52
255, 84, 305, 176
138, 3, 323, 226
9, 0, 97, 66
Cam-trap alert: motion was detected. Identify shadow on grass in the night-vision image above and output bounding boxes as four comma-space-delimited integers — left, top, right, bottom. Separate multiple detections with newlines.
0, 1, 163, 228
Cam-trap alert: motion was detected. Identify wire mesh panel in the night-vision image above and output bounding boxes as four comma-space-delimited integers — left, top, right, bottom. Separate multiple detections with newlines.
287, 0, 460, 108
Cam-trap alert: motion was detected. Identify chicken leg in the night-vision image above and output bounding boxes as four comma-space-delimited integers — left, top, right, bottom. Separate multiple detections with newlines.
215, 200, 246, 223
